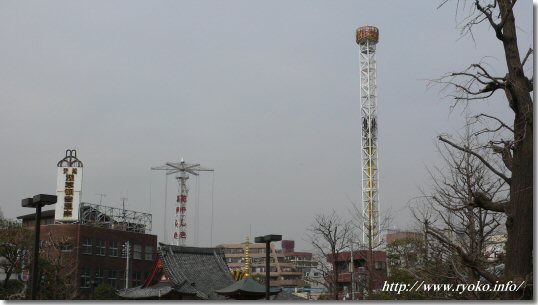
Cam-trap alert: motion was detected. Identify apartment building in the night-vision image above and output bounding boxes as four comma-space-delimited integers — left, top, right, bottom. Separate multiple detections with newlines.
281, 240, 317, 276
329, 250, 387, 300
217, 241, 304, 288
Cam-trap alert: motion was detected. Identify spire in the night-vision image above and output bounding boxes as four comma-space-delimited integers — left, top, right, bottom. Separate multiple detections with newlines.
244, 236, 250, 279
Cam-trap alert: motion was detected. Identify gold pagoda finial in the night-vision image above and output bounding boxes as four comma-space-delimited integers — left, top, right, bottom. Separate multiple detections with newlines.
244, 236, 250, 279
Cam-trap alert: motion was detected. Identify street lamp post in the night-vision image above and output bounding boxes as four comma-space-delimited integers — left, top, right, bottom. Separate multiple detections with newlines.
21, 194, 57, 300
254, 234, 282, 300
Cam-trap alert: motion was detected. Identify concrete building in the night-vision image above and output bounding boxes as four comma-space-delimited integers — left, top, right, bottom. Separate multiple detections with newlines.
386, 230, 423, 245
18, 204, 157, 299
329, 250, 387, 300
281, 240, 317, 276
385, 230, 423, 271
217, 241, 304, 288
14, 149, 158, 299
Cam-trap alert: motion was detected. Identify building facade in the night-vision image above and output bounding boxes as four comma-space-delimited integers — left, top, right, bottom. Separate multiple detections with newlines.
329, 250, 387, 300
386, 230, 423, 245
217, 242, 304, 288
281, 240, 318, 276
18, 206, 157, 299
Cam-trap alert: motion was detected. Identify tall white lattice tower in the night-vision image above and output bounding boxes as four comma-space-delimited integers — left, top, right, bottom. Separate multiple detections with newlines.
356, 26, 380, 245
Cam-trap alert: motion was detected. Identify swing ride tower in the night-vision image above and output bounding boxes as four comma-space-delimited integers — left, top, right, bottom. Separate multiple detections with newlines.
151, 158, 213, 246
356, 26, 380, 245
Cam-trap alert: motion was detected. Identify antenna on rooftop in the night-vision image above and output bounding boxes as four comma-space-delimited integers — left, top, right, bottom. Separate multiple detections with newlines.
96, 193, 107, 205
120, 197, 128, 226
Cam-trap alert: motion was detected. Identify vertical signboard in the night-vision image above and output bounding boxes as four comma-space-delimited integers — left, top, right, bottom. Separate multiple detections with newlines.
55, 150, 83, 222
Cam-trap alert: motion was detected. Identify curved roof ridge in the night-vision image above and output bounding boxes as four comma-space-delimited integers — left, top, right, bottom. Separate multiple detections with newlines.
212, 247, 235, 282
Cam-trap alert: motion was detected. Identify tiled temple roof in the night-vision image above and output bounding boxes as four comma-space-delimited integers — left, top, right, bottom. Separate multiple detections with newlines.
118, 243, 234, 300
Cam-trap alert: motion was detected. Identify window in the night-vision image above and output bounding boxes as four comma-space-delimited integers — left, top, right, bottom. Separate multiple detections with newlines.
229, 248, 244, 254
145, 246, 153, 261
118, 270, 125, 288
95, 267, 104, 285
46, 218, 54, 225
82, 237, 92, 254
108, 270, 117, 288
132, 271, 142, 287
61, 243, 73, 253
133, 244, 142, 260
80, 267, 91, 288
375, 261, 386, 270
109, 240, 118, 257
96, 239, 106, 256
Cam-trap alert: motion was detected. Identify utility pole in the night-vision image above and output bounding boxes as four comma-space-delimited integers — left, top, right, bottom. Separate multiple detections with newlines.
350, 239, 354, 300
96, 193, 106, 205
123, 241, 131, 289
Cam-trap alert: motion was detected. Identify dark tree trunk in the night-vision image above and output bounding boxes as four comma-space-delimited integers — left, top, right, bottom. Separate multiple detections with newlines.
3, 266, 14, 287
332, 258, 339, 300
498, 0, 533, 299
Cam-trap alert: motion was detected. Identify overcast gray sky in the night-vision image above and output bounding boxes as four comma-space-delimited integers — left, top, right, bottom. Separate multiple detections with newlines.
0, 1, 533, 251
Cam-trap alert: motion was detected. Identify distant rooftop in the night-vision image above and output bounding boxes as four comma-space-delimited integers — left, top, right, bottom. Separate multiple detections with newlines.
16, 202, 152, 234
17, 209, 55, 220
79, 202, 152, 233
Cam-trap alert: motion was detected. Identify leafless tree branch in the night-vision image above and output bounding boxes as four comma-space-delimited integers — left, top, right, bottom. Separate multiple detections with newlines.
439, 135, 511, 184
474, 0, 504, 40
471, 191, 507, 212
474, 113, 514, 133
426, 227, 499, 284
521, 48, 532, 67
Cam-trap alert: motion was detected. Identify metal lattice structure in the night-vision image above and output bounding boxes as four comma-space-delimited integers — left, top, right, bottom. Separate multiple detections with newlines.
79, 202, 152, 233
151, 158, 213, 246
356, 26, 380, 245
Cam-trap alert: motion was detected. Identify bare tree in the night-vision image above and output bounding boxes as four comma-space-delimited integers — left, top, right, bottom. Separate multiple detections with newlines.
307, 210, 352, 300
411, 125, 508, 299
0, 218, 33, 288
432, 0, 533, 299
39, 233, 78, 299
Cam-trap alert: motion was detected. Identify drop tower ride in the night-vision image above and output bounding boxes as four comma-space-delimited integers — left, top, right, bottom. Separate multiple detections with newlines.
356, 26, 380, 245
